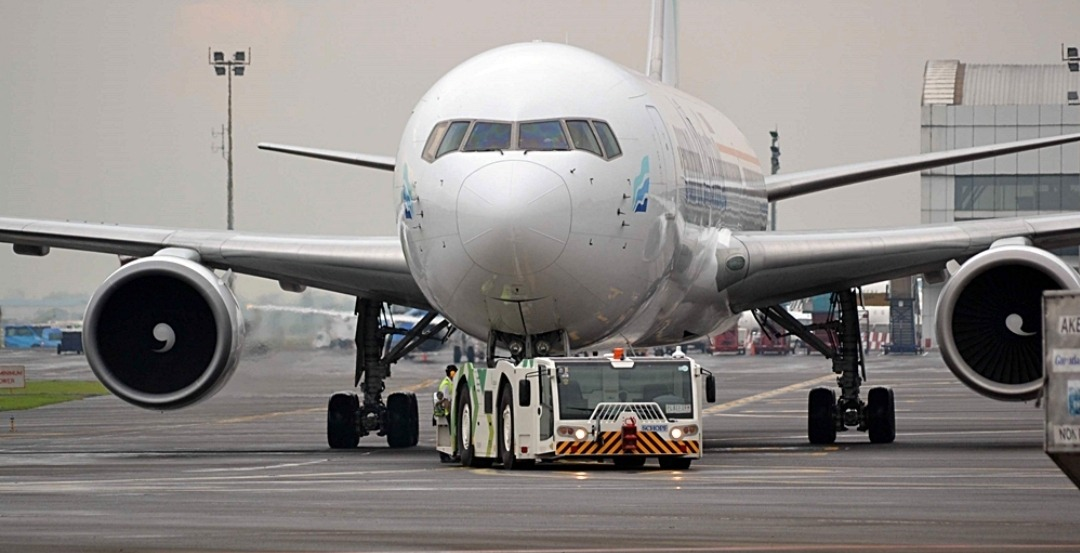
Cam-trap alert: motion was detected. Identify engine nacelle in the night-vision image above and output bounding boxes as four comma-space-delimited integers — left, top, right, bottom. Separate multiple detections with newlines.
936, 245, 1080, 401
83, 251, 244, 410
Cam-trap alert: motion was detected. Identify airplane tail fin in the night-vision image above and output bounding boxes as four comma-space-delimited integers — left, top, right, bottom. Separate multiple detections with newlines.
646, 0, 679, 87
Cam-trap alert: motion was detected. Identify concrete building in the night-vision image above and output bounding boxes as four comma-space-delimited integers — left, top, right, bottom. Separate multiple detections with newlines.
920, 59, 1080, 348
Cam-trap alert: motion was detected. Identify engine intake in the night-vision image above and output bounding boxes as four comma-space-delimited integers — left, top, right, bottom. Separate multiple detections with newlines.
937, 245, 1080, 401
83, 252, 244, 410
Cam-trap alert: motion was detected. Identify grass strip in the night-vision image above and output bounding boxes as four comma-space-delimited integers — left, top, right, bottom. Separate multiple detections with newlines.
0, 380, 110, 411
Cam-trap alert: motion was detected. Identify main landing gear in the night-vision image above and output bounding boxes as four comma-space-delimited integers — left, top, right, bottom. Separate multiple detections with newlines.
327, 298, 450, 449
753, 289, 895, 445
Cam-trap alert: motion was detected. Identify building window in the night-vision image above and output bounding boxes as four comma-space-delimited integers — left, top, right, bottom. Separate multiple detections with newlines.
1039, 175, 1062, 210
972, 175, 995, 210
995, 175, 1017, 211
955, 174, 1080, 212
1064, 175, 1080, 210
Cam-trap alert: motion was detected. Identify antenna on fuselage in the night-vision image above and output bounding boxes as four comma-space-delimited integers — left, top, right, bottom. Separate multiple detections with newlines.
646, 0, 679, 87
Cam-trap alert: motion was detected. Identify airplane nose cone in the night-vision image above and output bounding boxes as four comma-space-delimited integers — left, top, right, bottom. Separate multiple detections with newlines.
457, 160, 571, 277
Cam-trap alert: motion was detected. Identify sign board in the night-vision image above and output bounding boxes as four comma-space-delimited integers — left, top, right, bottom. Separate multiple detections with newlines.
0, 365, 25, 389
1042, 291, 1080, 488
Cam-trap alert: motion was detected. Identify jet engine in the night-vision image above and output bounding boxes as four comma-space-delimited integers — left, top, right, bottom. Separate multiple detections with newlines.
936, 244, 1080, 401
83, 250, 244, 410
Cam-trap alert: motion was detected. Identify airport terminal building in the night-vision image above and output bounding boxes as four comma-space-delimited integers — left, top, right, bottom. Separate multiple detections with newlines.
920, 59, 1080, 347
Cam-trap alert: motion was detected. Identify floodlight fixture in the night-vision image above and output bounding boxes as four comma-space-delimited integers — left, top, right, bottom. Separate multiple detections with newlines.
1063, 44, 1080, 72
1068, 91, 1079, 105
215, 66, 226, 76
213, 51, 225, 63
234, 51, 245, 62
233, 66, 244, 77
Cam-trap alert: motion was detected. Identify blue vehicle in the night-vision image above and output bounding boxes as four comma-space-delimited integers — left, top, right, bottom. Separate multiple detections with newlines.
3, 325, 63, 349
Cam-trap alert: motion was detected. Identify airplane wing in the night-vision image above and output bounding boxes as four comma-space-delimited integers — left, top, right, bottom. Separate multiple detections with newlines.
0, 217, 427, 308
257, 143, 396, 171
764, 132, 1080, 201
724, 212, 1080, 310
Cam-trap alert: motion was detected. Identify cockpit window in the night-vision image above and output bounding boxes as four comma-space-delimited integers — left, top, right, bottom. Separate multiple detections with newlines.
437, 121, 471, 158
422, 121, 449, 162
463, 122, 512, 151
519, 120, 570, 151
421, 118, 619, 161
565, 120, 602, 156
593, 121, 622, 159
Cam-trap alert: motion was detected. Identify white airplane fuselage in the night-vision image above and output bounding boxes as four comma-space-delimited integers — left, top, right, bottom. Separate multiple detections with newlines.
396, 42, 767, 350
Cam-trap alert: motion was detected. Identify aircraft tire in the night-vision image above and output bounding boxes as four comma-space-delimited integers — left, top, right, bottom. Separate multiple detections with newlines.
405, 391, 419, 447
386, 392, 412, 448
808, 387, 837, 445
866, 387, 896, 444
327, 392, 360, 449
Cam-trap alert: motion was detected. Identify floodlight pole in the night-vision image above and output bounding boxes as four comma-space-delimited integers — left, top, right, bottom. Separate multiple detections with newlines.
208, 48, 251, 231
227, 65, 233, 231
769, 129, 780, 231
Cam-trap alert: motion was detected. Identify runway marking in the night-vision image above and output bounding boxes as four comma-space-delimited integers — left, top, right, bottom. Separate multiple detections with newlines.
704, 375, 833, 416
429, 545, 1080, 552
187, 460, 327, 473
215, 408, 321, 425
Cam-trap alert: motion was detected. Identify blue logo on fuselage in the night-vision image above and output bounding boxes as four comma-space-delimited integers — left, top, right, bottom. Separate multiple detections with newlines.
402, 165, 414, 220
633, 156, 650, 213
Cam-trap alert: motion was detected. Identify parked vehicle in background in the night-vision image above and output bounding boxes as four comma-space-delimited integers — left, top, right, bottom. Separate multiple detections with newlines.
3, 325, 63, 349
711, 328, 747, 355
57, 330, 83, 355
753, 331, 793, 355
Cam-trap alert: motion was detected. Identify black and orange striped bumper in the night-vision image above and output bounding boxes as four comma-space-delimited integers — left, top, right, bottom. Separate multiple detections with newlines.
554, 431, 699, 456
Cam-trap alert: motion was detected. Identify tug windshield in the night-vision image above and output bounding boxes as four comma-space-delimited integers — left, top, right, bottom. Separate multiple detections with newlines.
554, 360, 693, 420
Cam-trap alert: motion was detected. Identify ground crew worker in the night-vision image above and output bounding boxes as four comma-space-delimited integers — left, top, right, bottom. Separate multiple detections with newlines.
434, 365, 456, 418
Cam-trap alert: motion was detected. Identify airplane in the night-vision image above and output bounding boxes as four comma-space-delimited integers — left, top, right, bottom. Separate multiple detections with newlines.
4, 0, 1080, 449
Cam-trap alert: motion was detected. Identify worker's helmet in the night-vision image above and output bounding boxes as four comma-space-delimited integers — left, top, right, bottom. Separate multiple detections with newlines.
446, 365, 457, 377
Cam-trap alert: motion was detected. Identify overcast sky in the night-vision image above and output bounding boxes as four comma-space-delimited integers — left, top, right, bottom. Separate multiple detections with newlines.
3, 0, 1080, 300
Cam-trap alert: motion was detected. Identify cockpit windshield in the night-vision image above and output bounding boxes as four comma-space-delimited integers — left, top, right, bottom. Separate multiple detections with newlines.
565, 120, 602, 156
437, 121, 470, 157
554, 359, 694, 420
463, 121, 512, 151
422, 118, 620, 161
519, 120, 570, 151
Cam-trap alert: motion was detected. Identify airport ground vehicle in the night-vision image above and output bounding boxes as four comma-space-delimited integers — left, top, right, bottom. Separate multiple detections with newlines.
435, 351, 715, 469
57, 330, 83, 355
711, 328, 747, 355
753, 331, 793, 355
2, 325, 62, 349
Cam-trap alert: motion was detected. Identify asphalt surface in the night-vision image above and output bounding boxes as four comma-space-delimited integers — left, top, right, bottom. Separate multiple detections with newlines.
1, 347, 1078, 552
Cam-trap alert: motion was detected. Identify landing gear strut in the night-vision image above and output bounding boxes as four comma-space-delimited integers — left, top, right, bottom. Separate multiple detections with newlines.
326, 299, 448, 449
753, 288, 895, 444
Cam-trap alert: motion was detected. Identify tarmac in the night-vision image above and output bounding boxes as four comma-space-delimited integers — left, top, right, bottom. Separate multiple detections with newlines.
1, 346, 1078, 552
